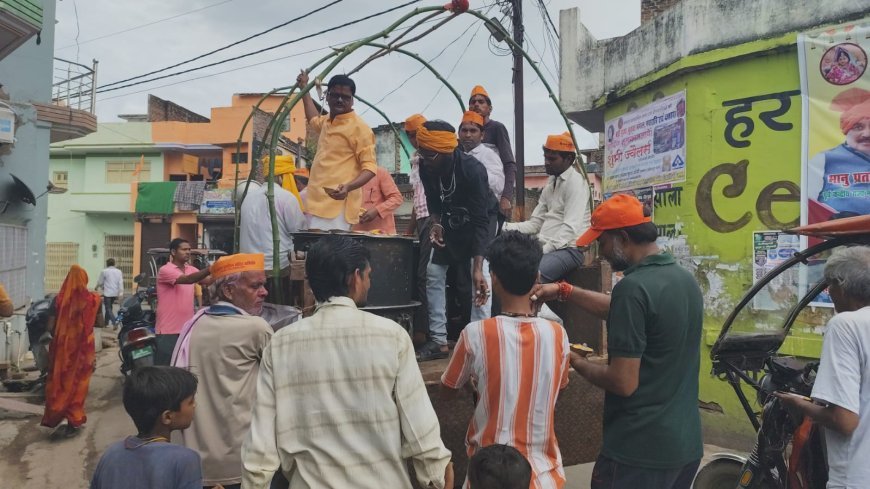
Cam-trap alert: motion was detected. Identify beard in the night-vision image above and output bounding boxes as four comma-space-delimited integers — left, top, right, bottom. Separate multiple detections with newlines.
606, 242, 632, 272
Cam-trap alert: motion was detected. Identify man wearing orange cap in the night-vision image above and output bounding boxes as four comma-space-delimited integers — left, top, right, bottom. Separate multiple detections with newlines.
415, 120, 497, 361
469, 85, 516, 219
532, 194, 703, 489
807, 88, 870, 220
459, 109, 503, 320
405, 114, 434, 343
505, 132, 590, 283
171, 253, 273, 489
296, 70, 377, 231
459, 110, 504, 200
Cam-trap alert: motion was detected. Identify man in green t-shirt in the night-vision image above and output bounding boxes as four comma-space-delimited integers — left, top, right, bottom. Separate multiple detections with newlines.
532, 194, 703, 489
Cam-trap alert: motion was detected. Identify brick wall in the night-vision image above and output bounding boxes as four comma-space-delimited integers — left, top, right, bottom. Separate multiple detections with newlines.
147, 94, 209, 123
641, 0, 682, 22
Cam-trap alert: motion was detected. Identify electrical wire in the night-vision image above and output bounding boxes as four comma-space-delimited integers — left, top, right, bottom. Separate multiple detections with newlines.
537, 0, 560, 40
98, 0, 346, 90
362, 16, 481, 111
421, 17, 489, 113
96, 7, 465, 104
56, 0, 236, 50
96, 0, 422, 94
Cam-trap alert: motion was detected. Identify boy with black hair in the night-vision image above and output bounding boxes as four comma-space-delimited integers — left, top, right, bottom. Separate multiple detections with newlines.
91, 366, 205, 489
442, 231, 571, 488
468, 444, 532, 489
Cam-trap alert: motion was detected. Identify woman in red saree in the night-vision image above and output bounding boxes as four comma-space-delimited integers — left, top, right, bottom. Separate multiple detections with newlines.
41, 265, 100, 433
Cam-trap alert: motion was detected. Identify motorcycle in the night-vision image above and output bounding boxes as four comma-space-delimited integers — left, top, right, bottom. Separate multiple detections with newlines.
1, 294, 55, 392
693, 215, 870, 489
117, 274, 157, 375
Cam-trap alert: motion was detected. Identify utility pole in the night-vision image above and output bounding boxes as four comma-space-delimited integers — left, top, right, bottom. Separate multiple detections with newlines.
511, 0, 525, 220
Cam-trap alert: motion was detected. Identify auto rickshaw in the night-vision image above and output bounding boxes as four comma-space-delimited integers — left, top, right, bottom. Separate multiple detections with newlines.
693, 215, 870, 488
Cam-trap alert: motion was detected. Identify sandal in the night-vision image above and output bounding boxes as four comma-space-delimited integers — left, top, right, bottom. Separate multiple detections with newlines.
416, 340, 448, 362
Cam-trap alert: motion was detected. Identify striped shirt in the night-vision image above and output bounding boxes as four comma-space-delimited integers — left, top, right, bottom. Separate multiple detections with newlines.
241, 296, 451, 489
442, 316, 570, 489
409, 154, 429, 218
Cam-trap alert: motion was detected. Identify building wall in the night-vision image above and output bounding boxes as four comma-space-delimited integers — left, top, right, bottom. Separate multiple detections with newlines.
0, 0, 55, 305
602, 47, 819, 446
47, 151, 165, 288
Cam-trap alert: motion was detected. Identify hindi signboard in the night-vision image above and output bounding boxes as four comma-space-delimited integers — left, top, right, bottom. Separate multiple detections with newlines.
603, 91, 687, 192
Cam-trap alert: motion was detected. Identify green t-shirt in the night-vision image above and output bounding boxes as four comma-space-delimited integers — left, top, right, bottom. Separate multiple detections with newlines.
601, 252, 704, 469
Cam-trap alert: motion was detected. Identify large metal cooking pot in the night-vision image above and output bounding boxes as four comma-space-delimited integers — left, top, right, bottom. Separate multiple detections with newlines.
291, 231, 416, 307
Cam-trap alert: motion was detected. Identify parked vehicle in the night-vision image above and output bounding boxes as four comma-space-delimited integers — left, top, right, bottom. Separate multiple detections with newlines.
117, 274, 157, 375
1, 294, 55, 393
693, 215, 870, 489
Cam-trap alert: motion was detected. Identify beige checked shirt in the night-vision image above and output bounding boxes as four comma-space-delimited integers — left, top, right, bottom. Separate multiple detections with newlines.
241, 296, 451, 489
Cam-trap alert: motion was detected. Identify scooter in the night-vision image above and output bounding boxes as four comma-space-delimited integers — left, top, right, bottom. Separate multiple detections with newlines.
117, 274, 157, 375
693, 215, 870, 489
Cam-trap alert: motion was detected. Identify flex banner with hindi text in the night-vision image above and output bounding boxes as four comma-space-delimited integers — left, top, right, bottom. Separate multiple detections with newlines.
603, 91, 687, 193
799, 18, 870, 306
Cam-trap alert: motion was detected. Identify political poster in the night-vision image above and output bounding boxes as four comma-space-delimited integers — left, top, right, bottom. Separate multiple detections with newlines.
799, 19, 870, 225
603, 91, 687, 192
798, 18, 870, 306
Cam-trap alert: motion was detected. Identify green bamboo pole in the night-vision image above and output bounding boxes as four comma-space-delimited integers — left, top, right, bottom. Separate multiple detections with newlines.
353, 94, 410, 161
362, 42, 465, 111
254, 5, 451, 295
462, 9, 594, 209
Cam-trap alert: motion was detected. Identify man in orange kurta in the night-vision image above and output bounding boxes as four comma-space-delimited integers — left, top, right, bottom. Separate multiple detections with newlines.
42, 265, 100, 435
296, 70, 378, 231
354, 166, 404, 235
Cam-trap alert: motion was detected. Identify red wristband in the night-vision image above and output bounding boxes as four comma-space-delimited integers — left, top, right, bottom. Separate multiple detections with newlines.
557, 281, 572, 302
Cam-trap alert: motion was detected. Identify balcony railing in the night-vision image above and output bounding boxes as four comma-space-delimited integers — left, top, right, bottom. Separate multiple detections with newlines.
52, 58, 98, 114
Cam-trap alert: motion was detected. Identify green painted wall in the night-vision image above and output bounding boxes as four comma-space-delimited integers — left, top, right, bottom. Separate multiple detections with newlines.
47, 151, 165, 289
604, 46, 833, 446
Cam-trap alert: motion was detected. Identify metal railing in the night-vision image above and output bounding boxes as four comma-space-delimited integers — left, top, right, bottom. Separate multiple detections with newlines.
52, 58, 98, 114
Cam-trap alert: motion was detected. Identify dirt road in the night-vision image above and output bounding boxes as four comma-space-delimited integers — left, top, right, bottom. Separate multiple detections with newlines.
0, 346, 130, 489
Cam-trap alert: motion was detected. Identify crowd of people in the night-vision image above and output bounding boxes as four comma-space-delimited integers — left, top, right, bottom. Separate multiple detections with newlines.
0, 70, 867, 489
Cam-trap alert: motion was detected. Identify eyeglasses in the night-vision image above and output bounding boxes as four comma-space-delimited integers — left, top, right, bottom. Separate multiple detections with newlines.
327, 92, 353, 102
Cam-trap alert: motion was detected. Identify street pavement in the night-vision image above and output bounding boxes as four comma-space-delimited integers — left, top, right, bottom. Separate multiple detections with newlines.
0, 342, 739, 488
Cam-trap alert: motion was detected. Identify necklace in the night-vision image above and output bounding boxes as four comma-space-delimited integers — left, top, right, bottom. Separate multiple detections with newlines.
440, 162, 457, 200
500, 311, 537, 318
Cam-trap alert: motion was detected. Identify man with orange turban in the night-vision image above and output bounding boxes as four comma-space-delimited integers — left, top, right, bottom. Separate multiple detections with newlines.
469, 85, 516, 219
808, 88, 870, 220
171, 253, 273, 488
238, 154, 305, 301
505, 132, 590, 285
415, 120, 497, 361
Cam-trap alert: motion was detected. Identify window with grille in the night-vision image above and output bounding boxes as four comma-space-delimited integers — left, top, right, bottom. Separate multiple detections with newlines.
45, 242, 79, 293
106, 160, 151, 184
104, 235, 134, 292
52, 171, 69, 189
0, 224, 28, 306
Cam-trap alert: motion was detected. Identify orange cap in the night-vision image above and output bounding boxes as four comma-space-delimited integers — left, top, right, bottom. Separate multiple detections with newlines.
460, 110, 484, 127
470, 85, 489, 99
543, 132, 575, 153
404, 113, 427, 132
211, 253, 264, 280
294, 167, 309, 178
576, 194, 652, 246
